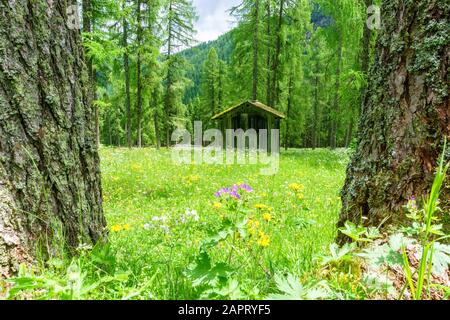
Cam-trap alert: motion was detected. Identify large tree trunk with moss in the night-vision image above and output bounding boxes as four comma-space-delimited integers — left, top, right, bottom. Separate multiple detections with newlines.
338, 0, 449, 237
0, 0, 106, 277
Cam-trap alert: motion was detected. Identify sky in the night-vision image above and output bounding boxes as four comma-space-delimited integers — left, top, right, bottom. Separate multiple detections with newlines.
192, 0, 241, 43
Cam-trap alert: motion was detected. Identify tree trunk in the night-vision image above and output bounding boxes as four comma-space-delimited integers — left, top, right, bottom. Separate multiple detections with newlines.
164, 0, 174, 147
82, 0, 93, 80
218, 61, 224, 111
82, 0, 99, 147
330, 30, 342, 149
360, 0, 372, 114
136, 0, 143, 148
0, 0, 106, 277
123, 6, 132, 148
152, 87, 161, 150
338, 0, 449, 237
284, 72, 293, 151
344, 118, 353, 148
252, 0, 260, 101
266, 0, 272, 106
312, 48, 321, 150
270, 0, 285, 108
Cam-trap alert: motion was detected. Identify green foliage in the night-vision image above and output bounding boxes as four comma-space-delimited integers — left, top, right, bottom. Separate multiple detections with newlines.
401, 141, 449, 300
186, 251, 234, 288
328, 142, 450, 300
339, 221, 381, 243
267, 274, 330, 300
318, 243, 357, 266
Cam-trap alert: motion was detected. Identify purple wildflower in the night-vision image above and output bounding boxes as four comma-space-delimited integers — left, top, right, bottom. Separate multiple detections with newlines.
214, 184, 253, 200
230, 191, 241, 200
215, 188, 230, 197
239, 184, 254, 193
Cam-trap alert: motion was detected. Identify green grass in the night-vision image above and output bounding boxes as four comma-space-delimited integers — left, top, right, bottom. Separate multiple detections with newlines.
1, 147, 352, 300
4, 147, 448, 300
99, 147, 349, 299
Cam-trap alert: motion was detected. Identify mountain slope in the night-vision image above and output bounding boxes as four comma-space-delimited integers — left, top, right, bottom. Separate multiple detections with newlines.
181, 30, 236, 104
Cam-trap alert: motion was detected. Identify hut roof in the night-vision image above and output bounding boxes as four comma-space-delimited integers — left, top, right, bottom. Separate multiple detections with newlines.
211, 100, 286, 120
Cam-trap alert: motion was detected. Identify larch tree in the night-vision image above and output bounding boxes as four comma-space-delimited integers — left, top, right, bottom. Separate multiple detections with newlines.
265, 0, 273, 106
135, 0, 144, 147
0, 0, 106, 277
200, 48, 220, 127
82, 0, 100, 146
231, 0, 265, 102
162, 0, 196, 146
122, 0, 133, 148
339, 0, 449, 235
252, 0, 261, 101
280, 0, 311, 149
269, 0, 286, 108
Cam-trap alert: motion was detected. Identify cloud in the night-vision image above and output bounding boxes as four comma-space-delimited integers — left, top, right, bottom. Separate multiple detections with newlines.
192, 0, 241, 43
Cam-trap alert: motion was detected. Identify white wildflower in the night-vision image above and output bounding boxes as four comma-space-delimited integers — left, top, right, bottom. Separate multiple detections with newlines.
143, 223, 153, 230
160, 225, 170, 234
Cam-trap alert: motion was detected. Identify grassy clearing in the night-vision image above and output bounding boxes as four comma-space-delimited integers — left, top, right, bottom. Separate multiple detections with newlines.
3, 147, 448, 300
100, 147, 349, 299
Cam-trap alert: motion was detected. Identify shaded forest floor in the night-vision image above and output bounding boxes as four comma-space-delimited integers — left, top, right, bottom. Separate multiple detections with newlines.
100, 147, 349, 299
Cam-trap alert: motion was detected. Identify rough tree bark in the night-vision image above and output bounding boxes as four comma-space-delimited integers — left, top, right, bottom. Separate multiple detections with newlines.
0, 0, 106, 277
338, 0, 449, 237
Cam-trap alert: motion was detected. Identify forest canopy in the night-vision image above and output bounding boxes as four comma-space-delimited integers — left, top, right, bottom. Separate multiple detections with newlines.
84, 0, 379, 149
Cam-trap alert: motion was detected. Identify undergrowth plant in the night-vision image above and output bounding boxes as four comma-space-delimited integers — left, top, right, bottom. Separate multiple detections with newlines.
401, 141, 449, 300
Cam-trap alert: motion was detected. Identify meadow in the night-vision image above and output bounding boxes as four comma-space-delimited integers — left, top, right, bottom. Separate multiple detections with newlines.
3, 147, 449, 300
98, 147, 348, 299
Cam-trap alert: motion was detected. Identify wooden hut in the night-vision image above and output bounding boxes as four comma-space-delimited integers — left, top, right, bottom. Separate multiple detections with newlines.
211, 100, 286, 150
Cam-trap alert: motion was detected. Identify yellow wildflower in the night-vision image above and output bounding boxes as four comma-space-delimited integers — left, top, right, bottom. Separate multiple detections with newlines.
213, 202, 222, 209
297, 193, 305, 200
111, 225, 122, 232
131, 164, 142, 171
263, 213, 273, 222
187, 175, 200, 182
257, 232, 270, 247
247, 219, 260, 236
289, 183, 305, 192
123, 224, 130, 231
254, 204, 268, 210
